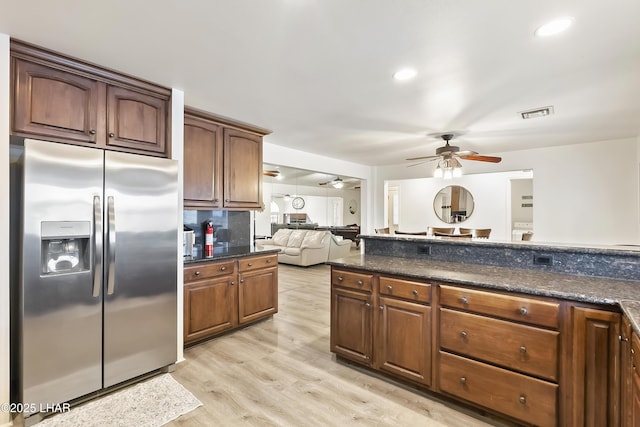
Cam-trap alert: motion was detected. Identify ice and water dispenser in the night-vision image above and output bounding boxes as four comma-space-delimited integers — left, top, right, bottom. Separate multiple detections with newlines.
41, 221, 91, 275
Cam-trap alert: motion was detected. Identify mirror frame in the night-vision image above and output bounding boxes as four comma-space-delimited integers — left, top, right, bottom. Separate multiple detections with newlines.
433, 185, 474, 224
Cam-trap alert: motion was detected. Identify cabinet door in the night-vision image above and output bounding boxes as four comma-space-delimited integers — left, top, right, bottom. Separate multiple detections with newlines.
184, 276, 236, 344
223, 128, 262, 208
106, 85, 168, 156
183, 114, 223, 208
377, 296, 431, 386
238, 266, 278, 324
621, 316, 633, 427
13, 58, 103, 144
330, 287, 372, 366
570, 307, 621, 427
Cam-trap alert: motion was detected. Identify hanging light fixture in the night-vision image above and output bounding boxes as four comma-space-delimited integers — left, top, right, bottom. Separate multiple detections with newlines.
331, 177, 344, 189
434, 157, 462, 179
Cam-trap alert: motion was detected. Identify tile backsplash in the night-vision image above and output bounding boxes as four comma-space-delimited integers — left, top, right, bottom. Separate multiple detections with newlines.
183, 210, 250, 256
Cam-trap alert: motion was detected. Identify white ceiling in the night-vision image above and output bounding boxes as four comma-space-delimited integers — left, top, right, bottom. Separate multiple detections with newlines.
2, 1, 639, 166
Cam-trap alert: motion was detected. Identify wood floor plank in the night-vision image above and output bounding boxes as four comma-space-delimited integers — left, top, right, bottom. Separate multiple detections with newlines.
168, 262, 508, 426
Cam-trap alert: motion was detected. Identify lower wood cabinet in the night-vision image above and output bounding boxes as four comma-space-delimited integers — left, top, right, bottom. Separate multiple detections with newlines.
568, 306, 621, 427
330, 265, 631, 427
330, 269, 432, 385
184, 253, 278, 345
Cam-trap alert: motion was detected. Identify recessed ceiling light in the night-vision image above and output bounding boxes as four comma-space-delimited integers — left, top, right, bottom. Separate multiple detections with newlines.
393, 68, 417, 81
535, 17, 574, 37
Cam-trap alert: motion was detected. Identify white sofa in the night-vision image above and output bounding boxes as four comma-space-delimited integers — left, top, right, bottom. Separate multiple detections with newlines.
328, 235, 353, 260
259, 228, 352, 266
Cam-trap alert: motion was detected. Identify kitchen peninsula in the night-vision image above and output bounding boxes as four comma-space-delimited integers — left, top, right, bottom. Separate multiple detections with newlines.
329, 234, 640, 426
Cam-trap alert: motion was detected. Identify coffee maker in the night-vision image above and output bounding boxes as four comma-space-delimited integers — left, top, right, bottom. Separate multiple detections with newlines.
183, 226, 195, 257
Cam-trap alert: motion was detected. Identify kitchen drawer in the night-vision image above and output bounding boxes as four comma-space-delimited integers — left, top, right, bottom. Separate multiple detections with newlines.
379, 276, 431, 304
238, 253, 278, 272
440, 308, 559, 381
184, 260, 236, 283
332, 269, 373, 292
439, 284, 560, 329
439, 351, 558, 427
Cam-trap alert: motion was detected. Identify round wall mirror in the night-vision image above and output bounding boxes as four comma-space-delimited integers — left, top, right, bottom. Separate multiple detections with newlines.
433, 185, 474, 224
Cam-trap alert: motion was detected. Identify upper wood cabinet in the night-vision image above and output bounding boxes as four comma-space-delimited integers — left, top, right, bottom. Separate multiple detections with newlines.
183, 107, 271, 210
183, 113, 223, 208
11, 40, 170, 157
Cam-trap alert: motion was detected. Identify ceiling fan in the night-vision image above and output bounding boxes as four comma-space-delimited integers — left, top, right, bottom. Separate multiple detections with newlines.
263, 169, 281, 177
319, 177, 345, 189
406, 133, 502, 167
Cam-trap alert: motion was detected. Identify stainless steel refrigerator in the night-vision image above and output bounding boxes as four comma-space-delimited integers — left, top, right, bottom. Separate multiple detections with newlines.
10, 138, 178, 415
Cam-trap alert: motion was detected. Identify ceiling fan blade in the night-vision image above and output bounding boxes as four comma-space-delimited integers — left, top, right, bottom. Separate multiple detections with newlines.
459, 154, 502, 163
456, 150, 478, 157
406, 154, 440, 161
407, 161, 432, 167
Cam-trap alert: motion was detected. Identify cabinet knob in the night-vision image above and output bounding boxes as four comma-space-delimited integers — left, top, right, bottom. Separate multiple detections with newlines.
89, 129, 96, 135
386, 285, 393, 292
109, 132, 115, 138
460, 296, 468, 304
519, 307, 528, 315
520, 346, 527, 353
519, 395, 526, 405
213, 198, 219, 203
194, 271, 201, 276
365, 302, 371, 308
379, 306, 384, 311
240, 279, 244, 284
460, 331, 468, 339
620, 335, 629, 342
357, 280, 363, 286
412, 289, 418, 296
220, 266, 226, 271
231, 281, 235, 285
460, 377, 467, 385
266, 259, 272, 263
338, 276, 344, 281
248, 263, 253, 267
225, 199, 229, 203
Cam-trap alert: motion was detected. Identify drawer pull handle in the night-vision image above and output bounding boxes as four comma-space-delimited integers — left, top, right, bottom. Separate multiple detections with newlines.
194, 271, 201, 276
357, 280, 364, 285
248, 263, 253, 267
266, 259, 272, 263
109, 132, 115, 138
89, 129, 96, 135
460, 331, 468, 339
519, 395, 526, 405
520, 346, 527, 353
460, 377, 467, 385
220, 266, 227, 271
460, 296, 468, 304
386, 285, 393, 292
338, 276, 344, 281
519, 307, 528, 315
412, 290, 418, 296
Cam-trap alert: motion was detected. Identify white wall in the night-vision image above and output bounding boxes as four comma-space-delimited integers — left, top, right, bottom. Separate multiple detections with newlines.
0, 33, 10, 427
170, 89, 185, 363
375, 138, 640, 246
390, 171, 530, 241
263, 142, 373, 233
256, 179, 361, 236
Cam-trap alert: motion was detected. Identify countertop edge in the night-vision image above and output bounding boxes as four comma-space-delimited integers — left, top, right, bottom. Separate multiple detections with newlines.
184, 248, 280, 264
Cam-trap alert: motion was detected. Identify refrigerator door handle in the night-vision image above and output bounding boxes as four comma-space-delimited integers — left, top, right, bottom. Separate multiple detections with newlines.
92, 195, 102, 297
106, 195, 116, 295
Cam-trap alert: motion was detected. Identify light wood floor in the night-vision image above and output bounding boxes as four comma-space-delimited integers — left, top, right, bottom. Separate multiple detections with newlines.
169, 262, 511, 427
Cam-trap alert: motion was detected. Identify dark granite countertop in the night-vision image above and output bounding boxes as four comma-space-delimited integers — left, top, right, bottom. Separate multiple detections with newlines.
184, 245, 280, 264
329, 254, 640, 330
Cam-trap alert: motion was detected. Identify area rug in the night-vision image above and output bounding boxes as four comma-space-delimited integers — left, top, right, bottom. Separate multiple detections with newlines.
38, 374, 202, 427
